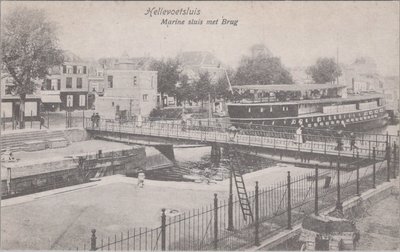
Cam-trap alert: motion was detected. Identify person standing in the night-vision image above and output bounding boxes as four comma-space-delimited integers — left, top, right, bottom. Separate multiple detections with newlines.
137, 169, 145, 188
350, 132, 358, 151
295, 126, 302, 145
91, 113, 96, 128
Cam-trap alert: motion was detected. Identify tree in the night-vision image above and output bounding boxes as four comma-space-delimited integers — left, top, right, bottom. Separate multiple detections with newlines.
150, 58, 180, 107
234, 48, 293, 85
175, 74, 195, 106
1, 7, 64, 128
306, 58, 342, 84
214, 68, 235, 100
194, 72, 212, 107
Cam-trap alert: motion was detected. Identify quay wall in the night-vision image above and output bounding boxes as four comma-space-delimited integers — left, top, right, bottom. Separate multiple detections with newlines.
1, 147, 146, 198
255, 179, 398, 251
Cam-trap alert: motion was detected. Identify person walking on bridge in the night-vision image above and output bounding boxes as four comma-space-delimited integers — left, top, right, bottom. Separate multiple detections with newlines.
294, 126, 303, 145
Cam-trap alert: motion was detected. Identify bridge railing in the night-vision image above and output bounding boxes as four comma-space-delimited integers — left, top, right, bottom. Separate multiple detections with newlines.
85, 118, 393, 160
139, 116, 399, 146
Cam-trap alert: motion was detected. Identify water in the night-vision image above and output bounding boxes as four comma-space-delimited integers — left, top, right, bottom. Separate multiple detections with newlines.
145, 123, 399, 182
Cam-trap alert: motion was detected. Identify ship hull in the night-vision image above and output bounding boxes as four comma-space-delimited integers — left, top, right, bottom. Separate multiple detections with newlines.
229, 106, 389, 131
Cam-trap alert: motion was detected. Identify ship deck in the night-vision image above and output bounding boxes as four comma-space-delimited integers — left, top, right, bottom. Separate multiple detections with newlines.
228, 93, 384, 106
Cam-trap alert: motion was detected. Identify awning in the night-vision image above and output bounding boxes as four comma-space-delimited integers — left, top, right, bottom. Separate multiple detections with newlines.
41, 95, 62, 103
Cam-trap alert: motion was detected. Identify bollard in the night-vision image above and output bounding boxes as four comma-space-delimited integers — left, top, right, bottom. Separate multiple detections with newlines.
213, 194, 218, 250
314, 165, 319, 216
90, 229, 97, 251
372, 147, 376, 189
255, 181, 260, 246
356, 152, 360, 196
287, 171, 292, 230
161, 208, 166, 251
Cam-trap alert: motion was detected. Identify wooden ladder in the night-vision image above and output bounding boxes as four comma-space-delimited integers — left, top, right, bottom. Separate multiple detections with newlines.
232, 165, 254, 222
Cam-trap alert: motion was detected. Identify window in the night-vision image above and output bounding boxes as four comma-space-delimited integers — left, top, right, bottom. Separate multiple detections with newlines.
46, 79, 51, 90
79, 95, 86, 106
133, 76, 137, 86
62, 65, 67, 74
77, 78, 82, 88
108, 76, 113, 88
143, 94, 148, 101
112, 102, 114, 107
66, 77, 72, 88
57, 79, 61, 90
66, 95, 73, 107
83, 66, 87, 74
73, 65, 77, 74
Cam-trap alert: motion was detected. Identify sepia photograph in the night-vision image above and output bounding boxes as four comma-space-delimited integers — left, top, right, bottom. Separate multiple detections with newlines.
0, 1, 399, 251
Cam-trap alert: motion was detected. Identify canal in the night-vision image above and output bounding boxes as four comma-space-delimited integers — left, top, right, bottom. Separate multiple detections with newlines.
144, 124, 399, 182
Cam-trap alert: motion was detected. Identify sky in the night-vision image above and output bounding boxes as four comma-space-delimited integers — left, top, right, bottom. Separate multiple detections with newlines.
1, 1, 399, 76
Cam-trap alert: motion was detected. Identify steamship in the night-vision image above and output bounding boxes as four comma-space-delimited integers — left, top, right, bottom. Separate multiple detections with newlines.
227, 84, 388, 130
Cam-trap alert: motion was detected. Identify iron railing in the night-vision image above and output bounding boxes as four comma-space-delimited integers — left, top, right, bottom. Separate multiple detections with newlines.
76, 143, 398, 251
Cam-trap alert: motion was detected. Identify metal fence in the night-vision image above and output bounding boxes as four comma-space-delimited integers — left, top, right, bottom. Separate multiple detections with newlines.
76, 142, 398, 251
86, 118, 396, 161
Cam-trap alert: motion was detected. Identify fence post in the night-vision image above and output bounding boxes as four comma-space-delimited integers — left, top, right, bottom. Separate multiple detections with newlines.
255, 181, 260, 246
30, 110, 33, 128
213, 193, 218, 250
314, 165, 319, 216
161, 208, 166, 251
393, 142, 397, 179
373, 147, 376, 189
336, 152, 342, 212
356, 152, 360, 196
287, 171, 292, 230
386, 145, 391, 182
90, 229, 97, 251
228, 166, 234, 231
2, 112, 5, 131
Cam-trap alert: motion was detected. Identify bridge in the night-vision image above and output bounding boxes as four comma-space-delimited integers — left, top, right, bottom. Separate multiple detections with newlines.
85, 118, 398, 166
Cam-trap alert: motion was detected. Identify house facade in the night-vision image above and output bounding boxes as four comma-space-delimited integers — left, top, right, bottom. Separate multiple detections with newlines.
1, 73, 41, 123
95, 55, 158, 119
42, 52, 90, 111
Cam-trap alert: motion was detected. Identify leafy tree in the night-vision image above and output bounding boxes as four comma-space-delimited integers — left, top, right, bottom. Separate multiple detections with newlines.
150, 58, 180, 107
234, 50, 293, 85
1, 7, 64, 128
194, 72, 212, 107
306, 57, 342, 84
175, 74, 195, 106
214, 68, 235, 100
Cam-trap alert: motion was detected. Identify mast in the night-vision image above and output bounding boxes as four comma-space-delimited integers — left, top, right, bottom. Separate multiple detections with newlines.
336, 47, 339, 85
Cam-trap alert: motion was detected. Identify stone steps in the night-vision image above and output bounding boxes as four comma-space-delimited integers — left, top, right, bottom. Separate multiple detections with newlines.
1, 130, 68, 151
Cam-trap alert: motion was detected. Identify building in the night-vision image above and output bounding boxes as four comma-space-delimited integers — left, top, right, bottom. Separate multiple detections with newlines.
1, 73, 41, 123
95, 54, 158, 119
177, 51, 225, 85
42, 51, 90, 111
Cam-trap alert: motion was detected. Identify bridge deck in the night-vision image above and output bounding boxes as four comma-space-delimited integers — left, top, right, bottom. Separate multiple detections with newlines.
86, 120, 392, 161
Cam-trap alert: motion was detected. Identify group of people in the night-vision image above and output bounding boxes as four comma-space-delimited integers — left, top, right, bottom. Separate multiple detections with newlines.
90, 113, 101, 128
294, 121, 358, 152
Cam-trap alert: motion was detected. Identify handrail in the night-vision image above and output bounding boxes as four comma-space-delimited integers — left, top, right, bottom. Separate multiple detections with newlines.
86, 118, 389, 161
